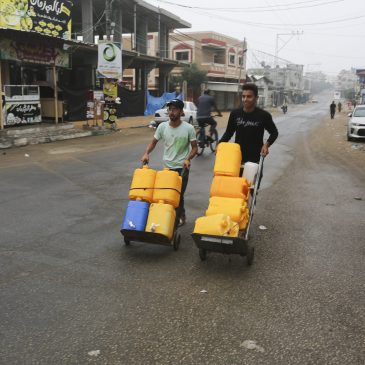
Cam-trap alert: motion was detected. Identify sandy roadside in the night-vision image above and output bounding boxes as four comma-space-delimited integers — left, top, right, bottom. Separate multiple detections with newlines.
306, 109, 365, 181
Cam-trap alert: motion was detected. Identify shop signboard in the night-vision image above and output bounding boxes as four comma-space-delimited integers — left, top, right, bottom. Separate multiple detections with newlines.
4, 85, 42, 126
0, 0, 73, 40
0, 39, 70, 68
86, 90, 104, 120
97, 42, 122, 79
5, 102, 42, 126
103, 80, 118, 124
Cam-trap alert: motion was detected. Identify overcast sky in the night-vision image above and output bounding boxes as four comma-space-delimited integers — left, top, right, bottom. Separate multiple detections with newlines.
145, 0, 365, 76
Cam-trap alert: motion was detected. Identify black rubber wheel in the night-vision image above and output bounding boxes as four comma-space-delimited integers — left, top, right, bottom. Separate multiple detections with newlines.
196, 130, 205, 156
199, 248, 207, 261
124, 238, 131, 246
247, 246, 254, 266
173, 232, 181, 251
209, 130, 219, 152
347, 134, 352, 142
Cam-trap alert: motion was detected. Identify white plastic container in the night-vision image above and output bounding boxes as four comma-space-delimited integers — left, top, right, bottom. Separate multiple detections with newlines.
242, 162, 259, 184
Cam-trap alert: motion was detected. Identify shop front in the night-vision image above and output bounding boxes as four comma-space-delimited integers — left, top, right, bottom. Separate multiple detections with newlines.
0, 0, 74, 129
0, 31, 71, 129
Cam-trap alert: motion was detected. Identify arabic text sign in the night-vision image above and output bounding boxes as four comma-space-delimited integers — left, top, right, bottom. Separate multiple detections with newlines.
97, 42, 122, 79
0, 0, 73, 40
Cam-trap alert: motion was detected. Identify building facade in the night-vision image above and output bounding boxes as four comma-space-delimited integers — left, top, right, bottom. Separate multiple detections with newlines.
0, 0, 191, 127
169, 31, 247, 110
248, 64, 304, 106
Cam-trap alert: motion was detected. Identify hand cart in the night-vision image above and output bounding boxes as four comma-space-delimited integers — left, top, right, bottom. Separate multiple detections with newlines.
121, 165, 185, 252
191, 155, 265, 265
121, 228, 181, 251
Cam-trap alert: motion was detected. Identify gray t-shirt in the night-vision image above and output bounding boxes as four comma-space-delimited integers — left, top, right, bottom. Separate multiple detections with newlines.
154, 121, 196, 169
197, 94, 215, 119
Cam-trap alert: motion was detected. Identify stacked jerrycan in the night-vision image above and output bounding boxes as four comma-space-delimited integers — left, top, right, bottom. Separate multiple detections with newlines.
146, 168, 182, 240
122, 166, 182, 240
193, 142, 251, 237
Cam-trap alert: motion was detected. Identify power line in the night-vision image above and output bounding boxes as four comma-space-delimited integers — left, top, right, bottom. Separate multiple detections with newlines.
153, 0, 344, 12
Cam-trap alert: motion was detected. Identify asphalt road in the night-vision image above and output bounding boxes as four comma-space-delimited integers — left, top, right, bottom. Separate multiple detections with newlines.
1, 95, 364, 364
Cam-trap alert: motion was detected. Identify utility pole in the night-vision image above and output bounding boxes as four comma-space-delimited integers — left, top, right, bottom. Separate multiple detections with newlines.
237, 38, 247, 93
273, 30, 303, 106
105, 0, 111, 39
105, 0, 116, 40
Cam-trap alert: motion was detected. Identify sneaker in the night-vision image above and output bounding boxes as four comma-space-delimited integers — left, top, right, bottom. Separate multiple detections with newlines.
178, 216, 186, 227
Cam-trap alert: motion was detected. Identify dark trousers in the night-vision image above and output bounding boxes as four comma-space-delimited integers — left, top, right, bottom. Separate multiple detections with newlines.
197, 117, 217, 143
170, 167, 190, 224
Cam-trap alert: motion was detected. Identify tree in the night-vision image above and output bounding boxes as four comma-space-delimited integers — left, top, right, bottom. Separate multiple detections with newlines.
169, 63, 207, 101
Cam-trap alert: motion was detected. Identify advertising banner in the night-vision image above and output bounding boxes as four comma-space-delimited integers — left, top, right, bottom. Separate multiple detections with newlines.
5, 102, 42, 125
103, 80, 118, 124
0, 0, 73, 40
0, 39, 70, 68
97, 42, 122, 79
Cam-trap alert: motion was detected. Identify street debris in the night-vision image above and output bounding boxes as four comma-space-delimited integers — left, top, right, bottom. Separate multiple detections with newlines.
354, 197, 362, 201
200, 289, 208, 293
259, 225, 267, 230
240, 340, 265, 353
88, 350, 100, 357
24, 154, 30, 158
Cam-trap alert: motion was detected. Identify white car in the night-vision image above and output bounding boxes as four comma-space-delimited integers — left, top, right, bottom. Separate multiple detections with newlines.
347, 105, 365, 141
152, 101, 197, 127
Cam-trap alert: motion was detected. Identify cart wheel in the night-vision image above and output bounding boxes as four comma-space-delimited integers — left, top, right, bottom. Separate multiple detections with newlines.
247, 246, 254, 266
124, 238, 131, 246
173, 232, 181, 251
199, 248, 207, 261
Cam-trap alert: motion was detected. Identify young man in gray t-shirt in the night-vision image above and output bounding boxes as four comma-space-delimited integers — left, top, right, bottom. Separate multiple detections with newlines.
141, 99, 198, 226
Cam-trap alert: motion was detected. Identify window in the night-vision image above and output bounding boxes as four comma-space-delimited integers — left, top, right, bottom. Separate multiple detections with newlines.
175, 51, 190, 61
238, 56, 243, 66
229, 54, 235, 65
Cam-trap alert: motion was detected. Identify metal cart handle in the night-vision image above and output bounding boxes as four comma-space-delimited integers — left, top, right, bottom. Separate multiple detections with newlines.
244, 155, 265, 241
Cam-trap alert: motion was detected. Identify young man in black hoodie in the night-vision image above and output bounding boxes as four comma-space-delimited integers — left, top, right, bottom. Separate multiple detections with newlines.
219, 83, 278, 172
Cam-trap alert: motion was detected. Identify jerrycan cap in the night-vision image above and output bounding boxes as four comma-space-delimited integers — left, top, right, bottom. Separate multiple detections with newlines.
142, 165, 149, 169
220, 220, 228, 228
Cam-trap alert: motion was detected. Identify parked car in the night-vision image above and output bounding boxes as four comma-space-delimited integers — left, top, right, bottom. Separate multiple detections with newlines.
151, 101, 197, 128
347, 105, 365, 141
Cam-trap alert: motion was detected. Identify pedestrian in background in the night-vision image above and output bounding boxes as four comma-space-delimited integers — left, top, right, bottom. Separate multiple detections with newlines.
337, 101, 342, 113
330, 101, 336, 119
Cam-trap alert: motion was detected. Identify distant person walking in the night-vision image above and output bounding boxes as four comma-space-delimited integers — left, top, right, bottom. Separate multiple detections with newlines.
330, 101, 336, 119
337, 101, 342, 112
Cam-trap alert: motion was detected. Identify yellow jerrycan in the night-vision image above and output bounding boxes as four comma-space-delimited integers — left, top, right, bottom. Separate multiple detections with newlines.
227, 221, 239, 237
238, 206, 250, 230
152, 168, 182, 208
213, 142, 242, 177
210, 176, 251, 200
129, 165, 156, 203
145, 202, 176, 240
193, 214, 233, 236
206, 196, 247, 223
